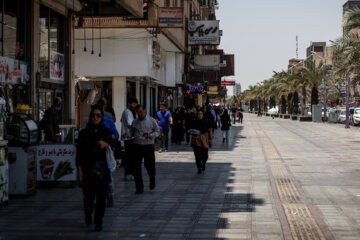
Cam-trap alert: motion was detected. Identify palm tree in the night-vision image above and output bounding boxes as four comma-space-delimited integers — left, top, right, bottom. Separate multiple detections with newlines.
298, 60, 324, 107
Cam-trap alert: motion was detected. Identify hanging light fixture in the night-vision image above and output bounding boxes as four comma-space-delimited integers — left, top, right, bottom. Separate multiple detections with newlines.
98, 0, 102, 57
72, 0, 75, 54
91, 0, 94, 55
83, 1, 87, 52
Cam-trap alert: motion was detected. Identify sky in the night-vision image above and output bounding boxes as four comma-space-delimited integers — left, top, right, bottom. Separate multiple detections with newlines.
217, 0, 344, 93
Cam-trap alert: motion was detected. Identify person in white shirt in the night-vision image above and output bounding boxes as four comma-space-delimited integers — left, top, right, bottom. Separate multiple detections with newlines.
121, 98, 138, 181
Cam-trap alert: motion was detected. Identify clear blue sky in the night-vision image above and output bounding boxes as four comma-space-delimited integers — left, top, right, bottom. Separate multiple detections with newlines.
217, 0, 344, 92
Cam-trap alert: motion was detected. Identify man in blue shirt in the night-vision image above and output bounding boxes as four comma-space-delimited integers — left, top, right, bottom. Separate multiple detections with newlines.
156, 103, 173, 153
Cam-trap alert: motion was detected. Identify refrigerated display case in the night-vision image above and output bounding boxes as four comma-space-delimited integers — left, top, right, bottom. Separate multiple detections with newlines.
0, 141, 8, 205
5, 114, 38, 195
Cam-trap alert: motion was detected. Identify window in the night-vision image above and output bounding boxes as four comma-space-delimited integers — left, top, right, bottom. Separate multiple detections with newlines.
39, 5, 65, 80
0, 0, 28, 60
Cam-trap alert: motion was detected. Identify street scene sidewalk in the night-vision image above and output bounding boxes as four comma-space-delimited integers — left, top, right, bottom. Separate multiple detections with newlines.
1, 113, 360, 240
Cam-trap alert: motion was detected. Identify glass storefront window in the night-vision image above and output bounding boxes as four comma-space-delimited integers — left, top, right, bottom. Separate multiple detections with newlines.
39, 5, 65, 80
0, 0, 27, 60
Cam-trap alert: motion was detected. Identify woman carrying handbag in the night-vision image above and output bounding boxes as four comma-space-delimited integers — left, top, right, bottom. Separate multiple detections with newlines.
189, 110, 213, 174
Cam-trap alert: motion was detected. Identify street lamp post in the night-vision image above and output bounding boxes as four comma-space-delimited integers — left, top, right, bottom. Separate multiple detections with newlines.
345, 73, 350, 128
311, 51, 327, 122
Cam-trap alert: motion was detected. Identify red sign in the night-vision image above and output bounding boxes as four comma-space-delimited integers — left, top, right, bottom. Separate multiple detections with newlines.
221, 81, 235, 86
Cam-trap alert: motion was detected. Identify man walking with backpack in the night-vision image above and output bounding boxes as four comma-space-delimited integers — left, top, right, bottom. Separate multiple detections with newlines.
156, 103, 173, 153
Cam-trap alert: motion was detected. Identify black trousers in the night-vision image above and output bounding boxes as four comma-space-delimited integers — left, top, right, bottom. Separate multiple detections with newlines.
160, 129, 169, 150
124, 140, 134, 176
82, 177, 108, 225
133, 144, 156, 191
193, 146, 209, 170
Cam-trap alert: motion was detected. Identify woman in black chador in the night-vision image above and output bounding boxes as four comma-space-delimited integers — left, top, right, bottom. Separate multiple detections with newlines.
76, 104, 113, 232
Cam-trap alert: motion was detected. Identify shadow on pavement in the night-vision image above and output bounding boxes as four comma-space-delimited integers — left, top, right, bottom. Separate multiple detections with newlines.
0, 160, 264, 240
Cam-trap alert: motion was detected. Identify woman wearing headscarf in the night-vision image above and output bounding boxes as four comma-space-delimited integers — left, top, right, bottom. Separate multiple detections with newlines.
220, 109, 231, 144
76, 104, 113, 232
190, 110, 213, 174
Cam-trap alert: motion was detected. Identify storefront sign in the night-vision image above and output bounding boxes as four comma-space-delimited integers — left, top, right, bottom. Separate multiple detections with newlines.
221, 81, 236, 86
188, 20, 220, 45
34, 145, 76, 181
186, 85, 207, 95
220, 55, 235, 76
207, 86, 219, 95
0, 56, 29, 84
158, 7, 184, 27
194, 55, 220, 71
50, 51, 65, 82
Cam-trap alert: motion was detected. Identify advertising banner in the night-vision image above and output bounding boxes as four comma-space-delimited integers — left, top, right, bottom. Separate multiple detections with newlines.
35, 145, 76, 181
158, 7, 184, 27
188, 20, 220, 45
220, 55, 235, 76
50, 51, 65, 82
207, 86, 219, 95
0, 56, 29, 84
194, 55, 220, 71
188, 71, 217, 83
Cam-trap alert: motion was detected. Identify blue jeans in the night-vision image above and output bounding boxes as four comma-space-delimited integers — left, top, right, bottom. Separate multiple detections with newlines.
107, 173, 114, 198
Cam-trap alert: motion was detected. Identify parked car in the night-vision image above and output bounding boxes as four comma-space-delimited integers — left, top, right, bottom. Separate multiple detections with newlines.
353, 108, 360, 125
338, 108, 355, 124
338, 109, 346, 123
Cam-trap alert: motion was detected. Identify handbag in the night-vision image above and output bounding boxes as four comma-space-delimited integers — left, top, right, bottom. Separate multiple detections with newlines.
89, 160, 107, 180
106, 148, 117, 172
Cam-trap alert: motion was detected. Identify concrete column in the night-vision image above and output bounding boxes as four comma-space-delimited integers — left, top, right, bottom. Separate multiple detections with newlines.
31, 0, 40, 121
155, 86, 159, 112
112, 77, 127, 132
136, 80, 140, 101
146, 83, 151, 114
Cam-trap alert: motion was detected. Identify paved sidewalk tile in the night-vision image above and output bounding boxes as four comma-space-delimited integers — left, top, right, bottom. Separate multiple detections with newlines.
1, 114, 360, 239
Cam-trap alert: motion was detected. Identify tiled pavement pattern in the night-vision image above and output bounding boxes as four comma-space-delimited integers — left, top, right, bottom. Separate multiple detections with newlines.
1, 114, 360, 239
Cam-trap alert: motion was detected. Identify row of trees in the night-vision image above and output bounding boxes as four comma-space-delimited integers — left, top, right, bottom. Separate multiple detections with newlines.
236, 7, 360, 115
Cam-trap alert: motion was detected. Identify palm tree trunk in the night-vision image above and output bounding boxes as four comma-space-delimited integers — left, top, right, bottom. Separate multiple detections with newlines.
301, 85, 306, 115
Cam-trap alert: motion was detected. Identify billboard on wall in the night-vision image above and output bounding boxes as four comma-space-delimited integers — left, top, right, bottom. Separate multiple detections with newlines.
188, 71, 217, 83
188, 20, 220, 45
158, 7, 184, 27
194, 55, 220, 71
0, 56, 29, 84
220, 55, 235, 76
50, 51, 65, 82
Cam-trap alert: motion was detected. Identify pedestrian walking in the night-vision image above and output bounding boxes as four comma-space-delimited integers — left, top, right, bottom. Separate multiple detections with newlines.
132, 104, 160, 194
239, 110, 243, 124
184, 107, 196, 144
156, 103, 173, 152
97, 100, 119, 208
172, 108, 184, 144
221, 109, 231, 144
121, 97, 138, 181
189, 110, 213, 174
39, 97, 62, 143
76, 105, 113, 232
231, 106, 237, 124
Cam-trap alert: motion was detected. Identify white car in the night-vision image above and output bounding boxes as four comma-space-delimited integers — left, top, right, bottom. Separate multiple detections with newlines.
354, 108, 360, 125
338, 109, 346, 123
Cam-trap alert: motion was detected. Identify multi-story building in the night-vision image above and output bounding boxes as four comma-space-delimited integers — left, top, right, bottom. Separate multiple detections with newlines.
74, 0, 201, 128
306, 42, 333, 66
233, 83, 241, 96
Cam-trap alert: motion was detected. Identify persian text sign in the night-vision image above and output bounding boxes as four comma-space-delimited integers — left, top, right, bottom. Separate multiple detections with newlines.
34, 145, 76, 181
158, 7, 184, 27
50, 51, 65, 82
194, 55, 220, 71
188, 20, 220, 45
0, 56, 29, 84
